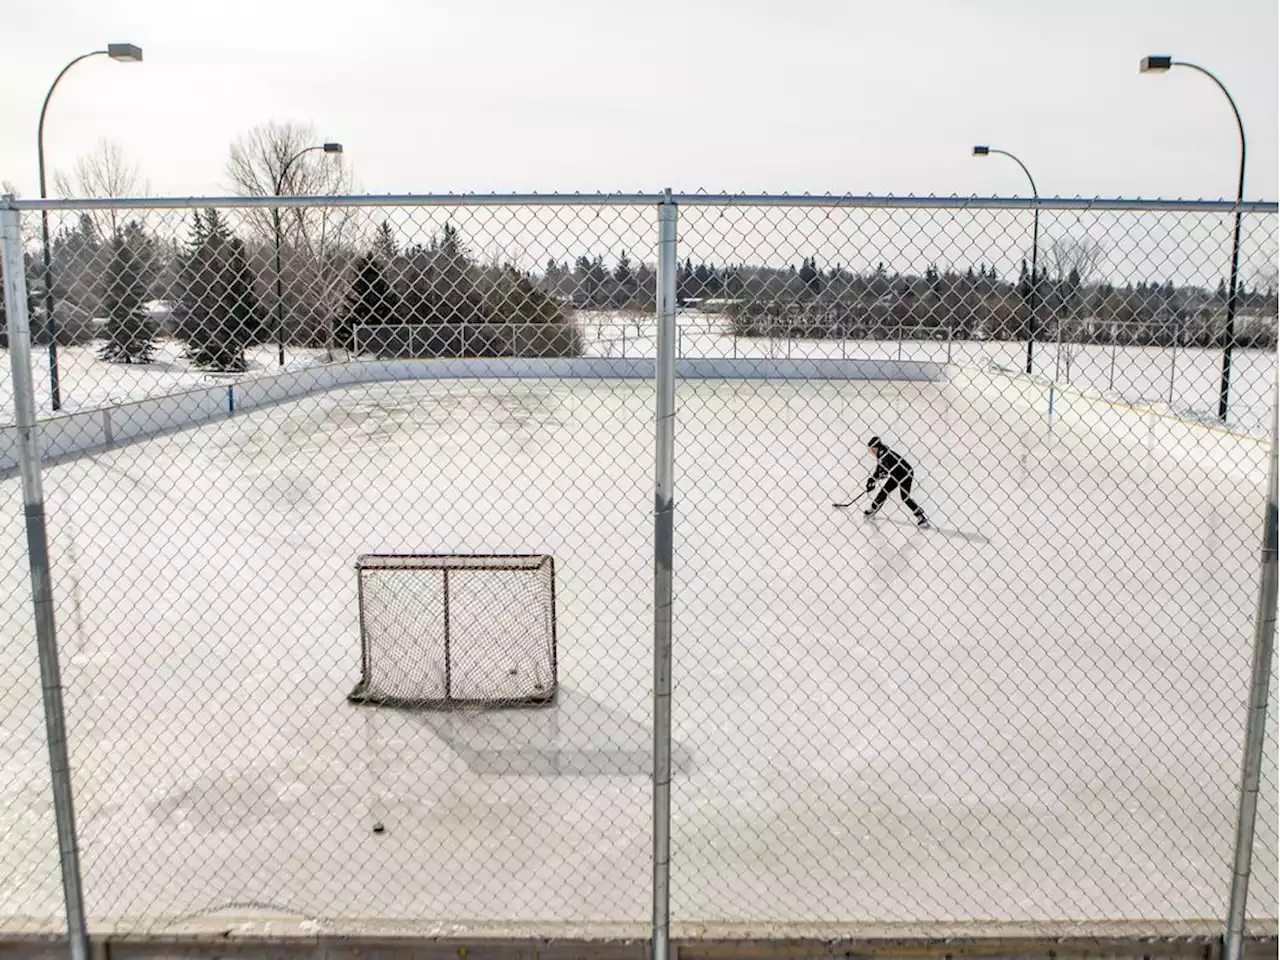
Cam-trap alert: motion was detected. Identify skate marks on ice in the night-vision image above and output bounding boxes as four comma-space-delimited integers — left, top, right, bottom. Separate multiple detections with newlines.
865, 514, 990, 546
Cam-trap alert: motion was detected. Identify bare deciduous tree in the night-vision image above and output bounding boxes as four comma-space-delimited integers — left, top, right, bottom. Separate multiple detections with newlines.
227, 121, 357, 351
1046, 235, 1108, 376
226, 120, 351, 240
53, 139, 149, 243
1047, 235, 1107, 285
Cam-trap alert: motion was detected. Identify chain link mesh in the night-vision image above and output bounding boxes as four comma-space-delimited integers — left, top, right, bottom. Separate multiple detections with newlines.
0, 195, 1275, 938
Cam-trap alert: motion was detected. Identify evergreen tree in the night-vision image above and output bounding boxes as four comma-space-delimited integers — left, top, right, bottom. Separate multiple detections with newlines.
43, 213, 105, 340
176, 209, 264, 372
798, 256, 822, 296
99, 221, 157, 364
614, 251, 633, 284
433, 223, 479, 322
339, 252, 391, 351
677, 256, 698, 303
488, 267, 563, 325
373, 221, 398, 262
705, 263, 723, 297
589, 255, 608, 303
693, 262, 716, 295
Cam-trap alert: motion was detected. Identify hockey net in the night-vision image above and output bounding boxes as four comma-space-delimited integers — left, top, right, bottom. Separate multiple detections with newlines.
349, 554, 557, 707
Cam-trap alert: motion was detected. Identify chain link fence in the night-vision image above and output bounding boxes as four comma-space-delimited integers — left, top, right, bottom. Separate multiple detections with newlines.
0, 193, 1276, 951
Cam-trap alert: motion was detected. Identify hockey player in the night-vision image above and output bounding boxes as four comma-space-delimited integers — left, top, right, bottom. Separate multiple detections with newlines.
864, 436, 929, 528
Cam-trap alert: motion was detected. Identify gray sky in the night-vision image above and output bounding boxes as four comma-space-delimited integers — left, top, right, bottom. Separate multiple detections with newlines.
0, 0, 1276, 200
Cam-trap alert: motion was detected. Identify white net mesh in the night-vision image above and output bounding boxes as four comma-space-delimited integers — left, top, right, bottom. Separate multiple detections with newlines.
350, 554, 556, 706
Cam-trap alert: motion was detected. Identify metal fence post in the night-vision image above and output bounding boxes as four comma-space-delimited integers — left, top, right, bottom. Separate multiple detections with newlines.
652, 189, 678, 960
1, 202, 90, 960
1109, 330, 1118, 394
1223, 360, 1280, 960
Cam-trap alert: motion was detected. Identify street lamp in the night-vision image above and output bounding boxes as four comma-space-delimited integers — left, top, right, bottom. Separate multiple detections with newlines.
37, 44, 143, 412
273, 142, 343, 367
1141, 55, 1246, 422
974, 145, 1040, 375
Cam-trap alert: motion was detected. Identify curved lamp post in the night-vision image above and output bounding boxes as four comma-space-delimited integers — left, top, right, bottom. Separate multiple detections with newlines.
973, 145, 1040, 375
272, 142, 343, 366
38, 43, 143, 411
1141, 55, 1246, 422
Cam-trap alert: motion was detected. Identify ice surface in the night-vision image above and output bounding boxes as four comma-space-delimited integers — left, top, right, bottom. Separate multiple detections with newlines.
0, 369, 1274, 931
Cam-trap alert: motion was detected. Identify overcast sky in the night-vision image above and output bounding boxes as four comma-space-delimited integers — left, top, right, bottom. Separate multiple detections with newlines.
0, 0, 1275, 201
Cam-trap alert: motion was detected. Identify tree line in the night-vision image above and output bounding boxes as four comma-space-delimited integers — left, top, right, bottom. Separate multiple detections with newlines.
16, 213, 1276, 370
11, 122, 580, 368
533, 246, 1276, 349
698, 247, 1277, 349
11, 210, 581, 370
10, 125, 1276, 362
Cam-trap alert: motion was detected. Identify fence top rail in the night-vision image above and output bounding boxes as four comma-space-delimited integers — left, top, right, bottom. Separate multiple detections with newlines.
2, 192, 1276, 214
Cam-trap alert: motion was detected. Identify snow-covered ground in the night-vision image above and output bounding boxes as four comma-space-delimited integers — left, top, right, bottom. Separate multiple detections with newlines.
1, 372, 1274, 932
0, 340, 331, 423
4, 312, 1273, 438
578, 311, 1278, 437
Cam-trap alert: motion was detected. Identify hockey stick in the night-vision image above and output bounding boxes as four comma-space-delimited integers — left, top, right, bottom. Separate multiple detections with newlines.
832, 490, 868, 509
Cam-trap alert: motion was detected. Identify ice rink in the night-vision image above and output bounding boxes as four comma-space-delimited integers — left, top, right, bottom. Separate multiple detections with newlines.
0, 366, 1275, 932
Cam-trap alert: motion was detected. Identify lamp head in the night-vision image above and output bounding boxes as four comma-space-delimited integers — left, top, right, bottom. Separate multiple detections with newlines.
322, 142, 344, 155
107, 43, 143, 62
972, 145, 990, 156
1140, 55, 1173, 73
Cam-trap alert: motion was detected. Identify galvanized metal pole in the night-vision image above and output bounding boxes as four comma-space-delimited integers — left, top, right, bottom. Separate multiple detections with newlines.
1, 204, 90, 960
1026, 206, 1039, 376
652, 190, 678, 960
37, 53, 108, 413
273, 206, 286, 368
1218, 206, 1244, 422
1223, 358, 1279, 960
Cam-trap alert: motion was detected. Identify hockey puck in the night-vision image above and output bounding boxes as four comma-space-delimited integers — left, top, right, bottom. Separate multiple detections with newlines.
372, 822, 385, 834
